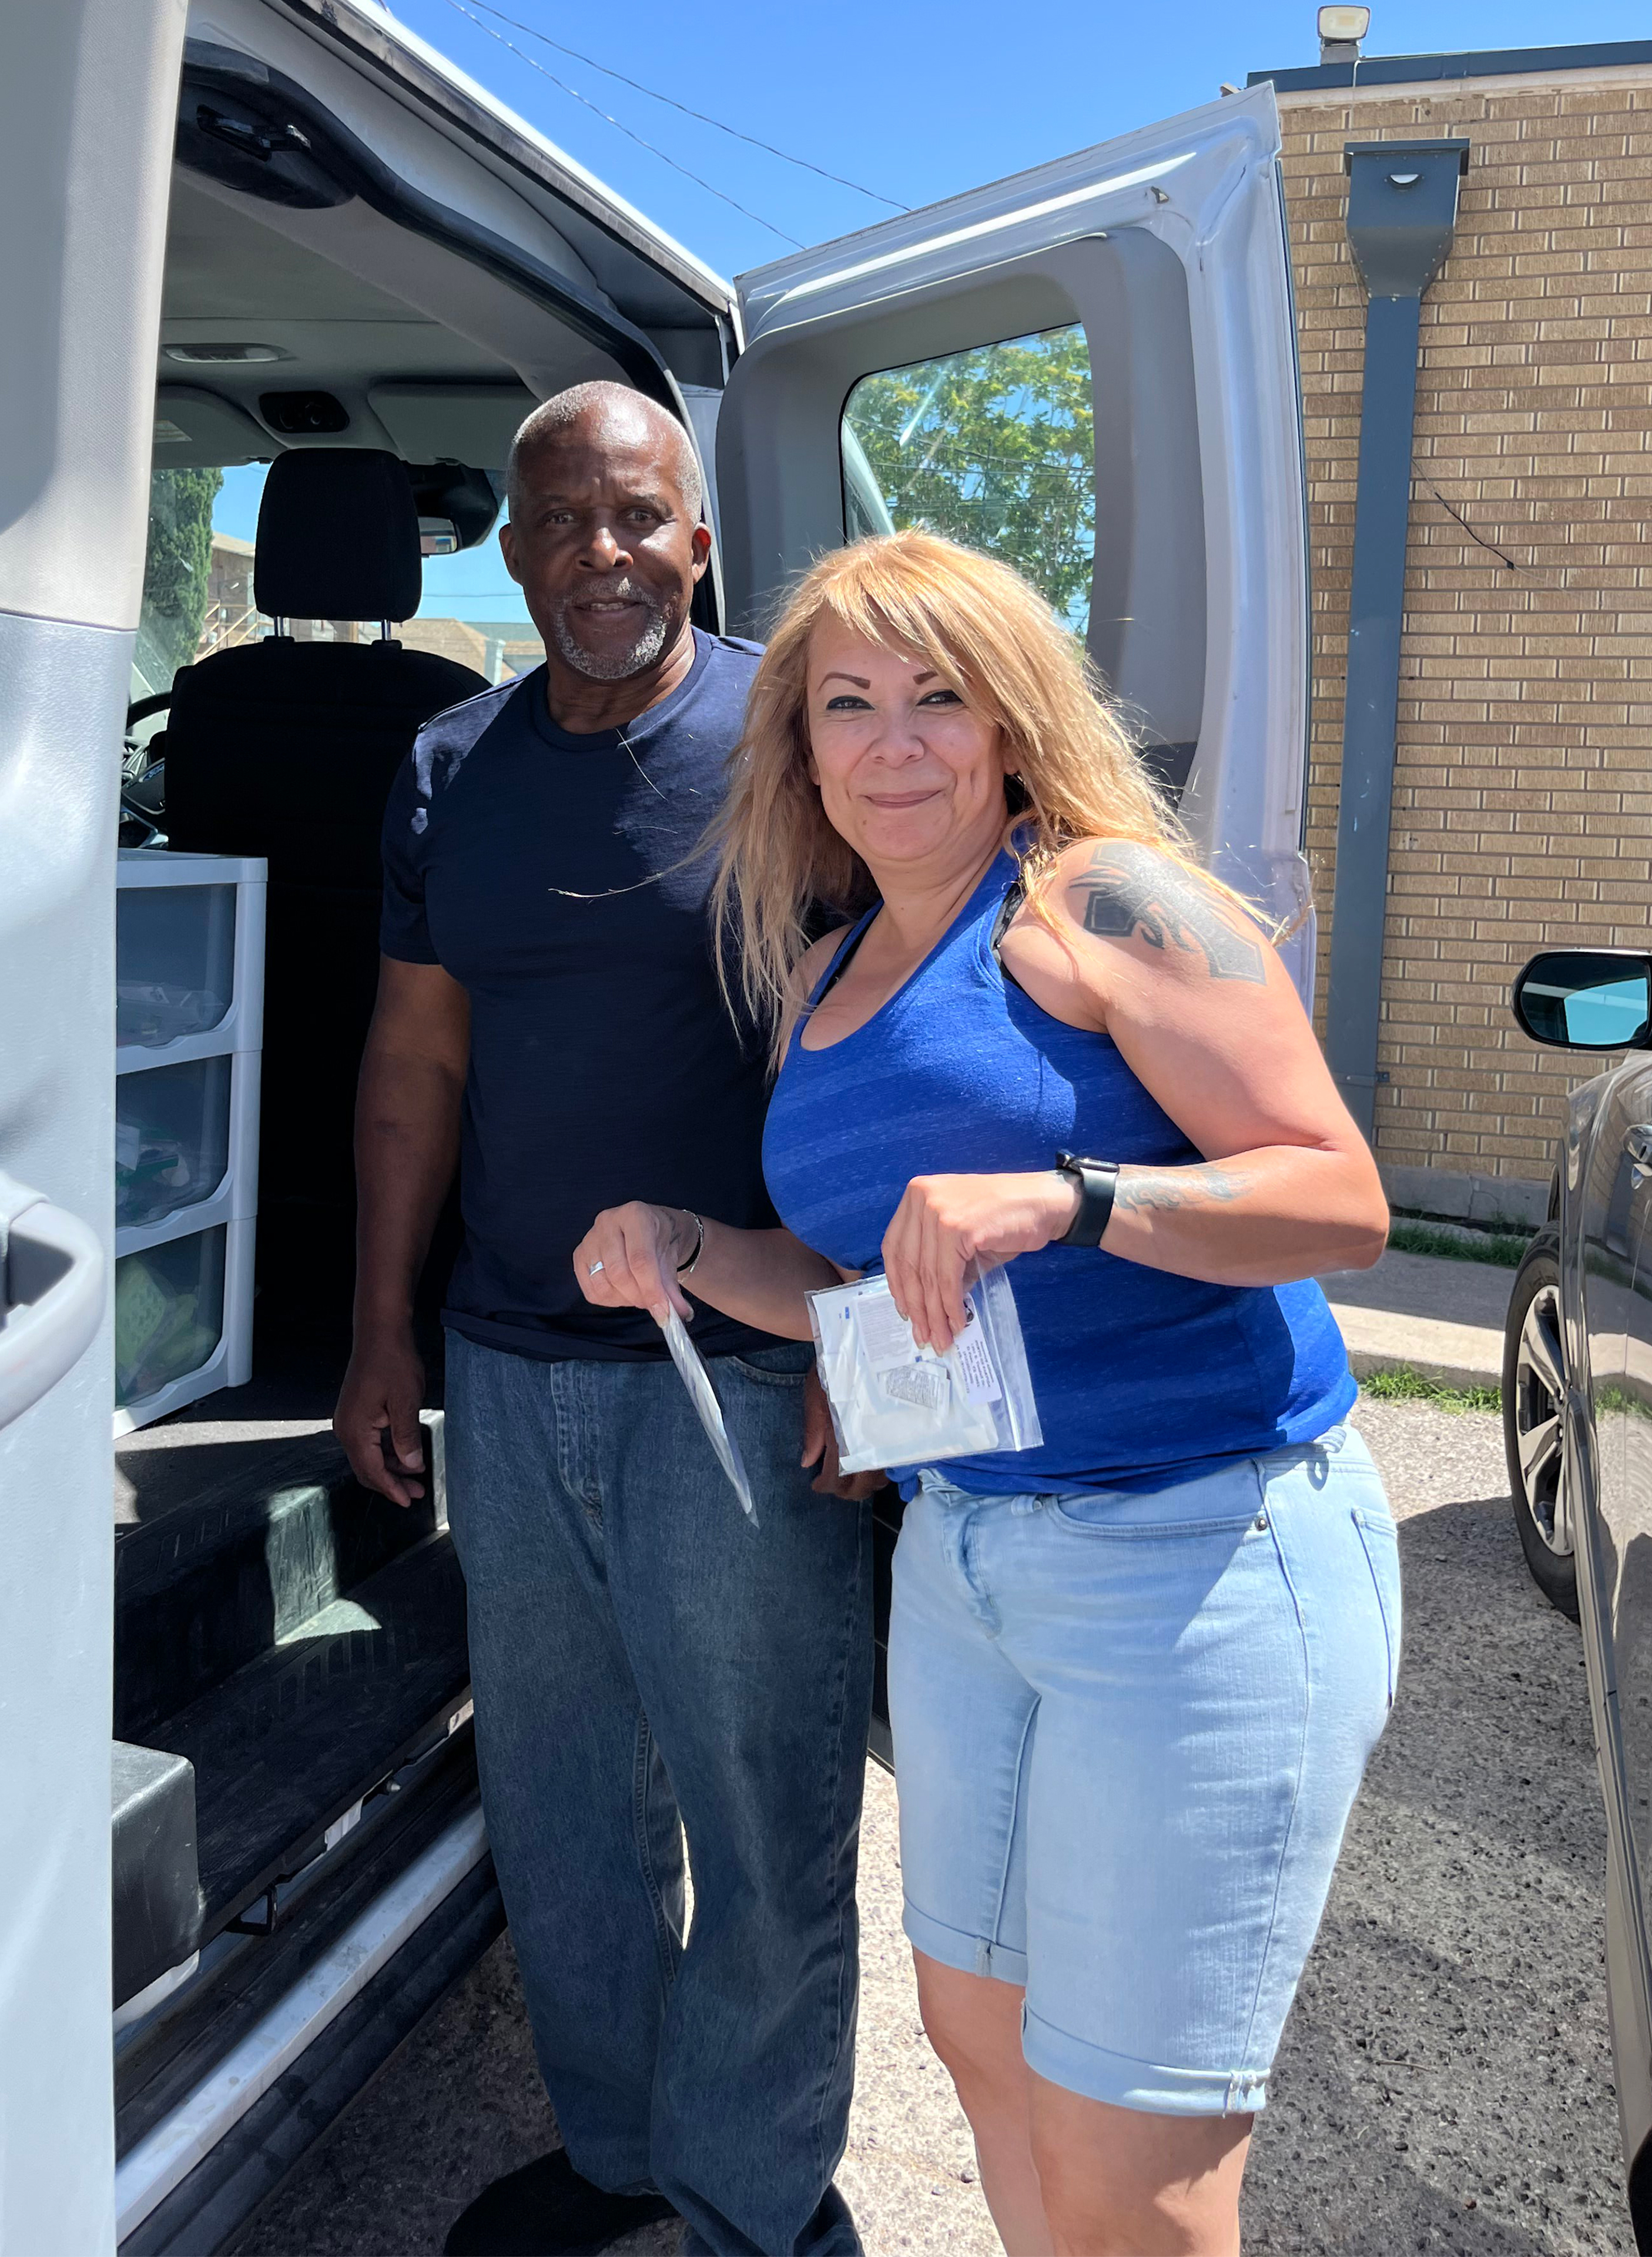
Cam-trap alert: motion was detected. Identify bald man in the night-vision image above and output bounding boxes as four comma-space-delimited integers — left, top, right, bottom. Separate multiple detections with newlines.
336, 384, 872, 2257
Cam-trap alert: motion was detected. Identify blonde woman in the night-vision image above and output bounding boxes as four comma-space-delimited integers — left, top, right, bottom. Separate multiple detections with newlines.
573, 531, 1398, 2257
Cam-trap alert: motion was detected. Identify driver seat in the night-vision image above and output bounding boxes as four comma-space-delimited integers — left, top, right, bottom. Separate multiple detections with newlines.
162, 448, 489, 1315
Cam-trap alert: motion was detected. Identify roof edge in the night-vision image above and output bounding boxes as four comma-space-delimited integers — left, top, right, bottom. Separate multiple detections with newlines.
1249, 37, 1652, 95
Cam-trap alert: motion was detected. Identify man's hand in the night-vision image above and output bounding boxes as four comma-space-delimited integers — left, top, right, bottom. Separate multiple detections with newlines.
335, 1329, 428, 1507
802, 1365, 884, 1500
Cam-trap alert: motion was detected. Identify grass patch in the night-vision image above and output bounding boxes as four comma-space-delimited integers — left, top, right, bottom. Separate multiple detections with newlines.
1387, 1219, 1530, 1269
1361, 1364, 1501, 1415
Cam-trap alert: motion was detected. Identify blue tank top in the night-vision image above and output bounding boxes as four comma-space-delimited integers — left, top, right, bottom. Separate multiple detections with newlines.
762, 851, 1355, 1497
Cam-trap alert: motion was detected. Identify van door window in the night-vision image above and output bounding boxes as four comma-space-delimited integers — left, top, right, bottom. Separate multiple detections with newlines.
136, 468, 224, 698
840, 323, 1095, 632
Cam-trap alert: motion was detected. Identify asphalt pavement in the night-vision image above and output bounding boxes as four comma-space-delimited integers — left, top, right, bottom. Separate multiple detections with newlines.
229, 1395, 1633, 2256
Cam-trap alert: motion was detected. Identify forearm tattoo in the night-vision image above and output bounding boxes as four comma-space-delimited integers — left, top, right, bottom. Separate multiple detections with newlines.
1114, 1165, 1257, 1215
1068, 842, 1266, 984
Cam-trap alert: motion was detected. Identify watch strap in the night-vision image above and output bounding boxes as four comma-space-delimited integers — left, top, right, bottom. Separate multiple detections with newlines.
1055, 1153, 1119, 1248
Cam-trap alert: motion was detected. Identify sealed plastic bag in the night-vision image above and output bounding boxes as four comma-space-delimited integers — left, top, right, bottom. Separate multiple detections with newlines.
807, 1266, 1042, 1477
116, 981, 227, 1049
658, 1307, 758, 1523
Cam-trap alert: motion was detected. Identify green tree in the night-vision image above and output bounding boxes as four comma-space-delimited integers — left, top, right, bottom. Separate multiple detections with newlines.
139, 467, 223, 683
843, 326, 1095, 626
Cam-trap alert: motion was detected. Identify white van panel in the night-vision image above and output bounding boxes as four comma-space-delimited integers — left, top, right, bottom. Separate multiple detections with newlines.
190, 0, 609, 301
718, 86, 1315, 992
257, 0, 735, 326
0, 5, 190, 2242
0, 3, 187, 633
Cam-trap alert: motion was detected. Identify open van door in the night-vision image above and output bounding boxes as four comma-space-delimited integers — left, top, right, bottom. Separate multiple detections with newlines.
716, 83, 1312, 995
1, 6, 187, 2252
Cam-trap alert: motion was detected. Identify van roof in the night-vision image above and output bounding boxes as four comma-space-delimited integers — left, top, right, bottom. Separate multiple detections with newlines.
274, 0, 738, 333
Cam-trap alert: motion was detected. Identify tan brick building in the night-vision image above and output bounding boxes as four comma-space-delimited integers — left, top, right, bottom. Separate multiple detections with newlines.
1252, 38, 1652, 1226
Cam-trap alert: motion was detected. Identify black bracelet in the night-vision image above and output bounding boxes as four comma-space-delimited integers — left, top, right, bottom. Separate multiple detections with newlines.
676, 1209, 705, 1277
1054, 1153, 1119, 1248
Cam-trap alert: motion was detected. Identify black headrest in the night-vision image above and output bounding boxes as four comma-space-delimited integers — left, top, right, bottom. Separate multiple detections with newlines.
254, 448, 421, 621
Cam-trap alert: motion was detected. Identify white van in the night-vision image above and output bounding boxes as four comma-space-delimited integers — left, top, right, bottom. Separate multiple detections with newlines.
0, 5, 1312, 2249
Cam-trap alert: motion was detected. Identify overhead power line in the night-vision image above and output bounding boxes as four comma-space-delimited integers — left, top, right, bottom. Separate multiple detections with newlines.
445, 0, 909, 220
443, 0, 804, 245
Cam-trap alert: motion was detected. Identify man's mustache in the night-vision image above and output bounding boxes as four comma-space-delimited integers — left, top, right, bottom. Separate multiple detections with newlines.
566, 578, 661, 611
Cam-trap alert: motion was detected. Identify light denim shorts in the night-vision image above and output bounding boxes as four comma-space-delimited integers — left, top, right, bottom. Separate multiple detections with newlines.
888, 1425, 1400, 2118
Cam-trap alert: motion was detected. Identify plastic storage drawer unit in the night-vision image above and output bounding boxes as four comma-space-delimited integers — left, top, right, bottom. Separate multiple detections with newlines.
115, 851, 266, 1434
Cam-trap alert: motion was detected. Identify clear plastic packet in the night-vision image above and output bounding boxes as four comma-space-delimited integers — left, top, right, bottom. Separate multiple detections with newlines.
115, 981, 226, 1048
807, 1266, 1043, 1477
658, 1308, 758, 1523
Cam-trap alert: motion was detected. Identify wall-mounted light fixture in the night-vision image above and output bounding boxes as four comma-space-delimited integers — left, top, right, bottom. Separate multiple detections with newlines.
1318, 5, 1370, 63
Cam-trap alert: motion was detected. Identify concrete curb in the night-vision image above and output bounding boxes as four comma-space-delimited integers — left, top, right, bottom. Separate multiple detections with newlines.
1326, 1301, 1504, 1395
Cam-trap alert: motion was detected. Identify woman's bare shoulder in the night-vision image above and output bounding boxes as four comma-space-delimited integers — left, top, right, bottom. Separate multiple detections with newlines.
1042, 836, 1271, 987
777, 926, 856, 1049
795, 925, 853, 987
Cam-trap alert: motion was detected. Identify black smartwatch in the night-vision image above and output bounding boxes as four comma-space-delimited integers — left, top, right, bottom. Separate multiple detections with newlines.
1055, 1152, 1119, 1248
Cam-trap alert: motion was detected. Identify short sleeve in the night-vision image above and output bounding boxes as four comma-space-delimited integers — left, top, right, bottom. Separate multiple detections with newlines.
379, 748, 441, 964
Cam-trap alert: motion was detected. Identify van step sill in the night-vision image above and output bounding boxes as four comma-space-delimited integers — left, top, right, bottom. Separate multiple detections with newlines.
116, 1428, 438, 1743
145, 1529, 469, 1931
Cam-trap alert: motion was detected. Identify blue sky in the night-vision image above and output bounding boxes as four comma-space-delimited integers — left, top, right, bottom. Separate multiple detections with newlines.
215, 1, 1652, 620
388, 0, 1652, 277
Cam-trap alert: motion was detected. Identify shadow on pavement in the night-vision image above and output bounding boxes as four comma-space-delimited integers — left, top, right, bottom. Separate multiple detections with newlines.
231, 1412, 1630, 2257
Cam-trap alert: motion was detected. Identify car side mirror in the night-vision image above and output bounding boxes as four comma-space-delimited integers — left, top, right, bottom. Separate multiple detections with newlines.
1512, 949, 1652, 1050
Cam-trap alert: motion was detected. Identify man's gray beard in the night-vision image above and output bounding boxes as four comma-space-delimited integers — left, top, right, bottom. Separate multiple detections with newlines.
549, 592, 672, 681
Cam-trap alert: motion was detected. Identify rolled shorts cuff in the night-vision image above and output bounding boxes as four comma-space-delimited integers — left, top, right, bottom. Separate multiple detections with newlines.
1022, 2007, 1269, 2119
901, 1898, 1028, 1987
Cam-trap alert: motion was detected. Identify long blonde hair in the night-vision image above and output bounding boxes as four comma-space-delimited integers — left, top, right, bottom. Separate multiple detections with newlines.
710, 530, 1223, 1057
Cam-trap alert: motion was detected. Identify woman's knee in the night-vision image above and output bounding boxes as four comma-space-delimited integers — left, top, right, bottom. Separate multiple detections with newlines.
913, 1954, 1027, 2101
1029, 2091, 1248, 2255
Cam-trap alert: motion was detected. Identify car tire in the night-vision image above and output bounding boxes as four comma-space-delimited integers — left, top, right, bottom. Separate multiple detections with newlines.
1502, 1228, 1579, 1621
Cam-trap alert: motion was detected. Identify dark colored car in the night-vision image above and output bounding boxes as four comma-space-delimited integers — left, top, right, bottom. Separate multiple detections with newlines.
1506, 948, 1652, 2249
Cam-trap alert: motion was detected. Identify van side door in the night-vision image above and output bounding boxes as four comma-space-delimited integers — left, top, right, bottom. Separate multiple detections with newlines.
0, 8, 186, 2249
715, 85, 1313, 996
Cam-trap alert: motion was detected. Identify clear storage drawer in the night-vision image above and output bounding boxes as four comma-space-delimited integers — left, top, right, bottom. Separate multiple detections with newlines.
116, 1056, 233, 1230
114, 1228, 226, 1410
116, 882, 236, 1049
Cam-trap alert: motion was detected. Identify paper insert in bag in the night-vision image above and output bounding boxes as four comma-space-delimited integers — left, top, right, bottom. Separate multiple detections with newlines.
807, 1266, 1042, 1476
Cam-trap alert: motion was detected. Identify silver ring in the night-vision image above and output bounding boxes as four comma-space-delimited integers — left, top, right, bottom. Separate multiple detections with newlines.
587, 1260, 605, 1275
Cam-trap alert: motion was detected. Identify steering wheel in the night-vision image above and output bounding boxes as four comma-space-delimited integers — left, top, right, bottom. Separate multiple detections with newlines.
126, 691, 173, 734
122, 692, 174, 843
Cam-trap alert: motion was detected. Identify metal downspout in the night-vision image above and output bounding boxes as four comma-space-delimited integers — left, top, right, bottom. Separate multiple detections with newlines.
1323, 138, 1470, 1141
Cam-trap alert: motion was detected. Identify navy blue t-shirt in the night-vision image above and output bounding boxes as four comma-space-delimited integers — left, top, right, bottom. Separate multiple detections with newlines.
380, 629, 779, 1362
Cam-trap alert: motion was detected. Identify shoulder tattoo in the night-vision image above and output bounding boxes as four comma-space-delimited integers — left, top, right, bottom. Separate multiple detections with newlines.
1067, 843, 1265, 984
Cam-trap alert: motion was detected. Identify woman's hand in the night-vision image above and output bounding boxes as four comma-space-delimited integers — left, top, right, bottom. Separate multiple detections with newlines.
574, 1202, 698, 1325
882, 1171, 1078, 1352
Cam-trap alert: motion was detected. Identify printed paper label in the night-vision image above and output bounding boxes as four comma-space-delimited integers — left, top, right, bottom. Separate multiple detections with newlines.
854, 1289, 921, 1371
954, 1298, 1003, 1405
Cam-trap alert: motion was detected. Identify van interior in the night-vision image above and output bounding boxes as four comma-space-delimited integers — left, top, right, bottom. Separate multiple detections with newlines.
110, 29, 741, 2235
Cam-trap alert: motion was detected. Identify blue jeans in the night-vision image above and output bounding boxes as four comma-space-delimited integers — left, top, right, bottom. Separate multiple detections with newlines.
890, 1426, 1399, 2115
444, 1331, 873, 2257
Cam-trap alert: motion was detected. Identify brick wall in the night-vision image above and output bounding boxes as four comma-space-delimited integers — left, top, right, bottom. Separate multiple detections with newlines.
1278, 69, 1652, 1204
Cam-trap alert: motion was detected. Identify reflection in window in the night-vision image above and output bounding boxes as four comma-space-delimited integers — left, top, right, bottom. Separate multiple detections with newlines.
840, 324, 1096, 631
1565, 977, 1650, 1049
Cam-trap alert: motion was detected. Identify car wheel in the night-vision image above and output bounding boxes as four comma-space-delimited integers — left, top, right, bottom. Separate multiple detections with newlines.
1502, 1229, 1578, 1620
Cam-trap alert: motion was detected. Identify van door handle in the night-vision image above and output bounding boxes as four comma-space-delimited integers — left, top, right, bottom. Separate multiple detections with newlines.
1626, 1127, 1652, 1171
0, 1171, 105, 1432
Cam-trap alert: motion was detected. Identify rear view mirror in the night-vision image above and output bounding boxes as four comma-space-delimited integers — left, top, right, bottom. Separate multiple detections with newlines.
1512, 950, 1652, 1051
